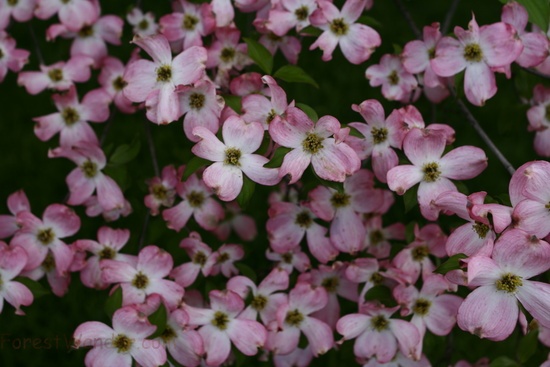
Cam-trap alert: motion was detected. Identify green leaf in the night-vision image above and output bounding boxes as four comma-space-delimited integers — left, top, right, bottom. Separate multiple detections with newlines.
110, 140, 141, 165
237, 175, 256, 208
148, 303, 168, 339
14, 277, 50, 299
236, 263, 257, 283
243, 37, 273, 74
433, 253, 468, 275
299, 26, 322, 37
347, 125, 365, 138
182, 156, 210, 181
517, 330, 539, 363
364, 285, 395, 306
223, 94, 242, 114
392, 43, 403, 55
104, 287, 123, 319
490, 356, 520, 367
357, 15, 383, 28
403, 185, 418, 213
264, 146, 291, 168
295, 103, 318, 122
405, 221, 416, 243
516, 0, 550, 32
273, 65, 319, 88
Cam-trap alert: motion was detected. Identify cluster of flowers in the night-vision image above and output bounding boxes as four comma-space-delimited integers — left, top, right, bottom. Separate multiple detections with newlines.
2, 0, 550, 366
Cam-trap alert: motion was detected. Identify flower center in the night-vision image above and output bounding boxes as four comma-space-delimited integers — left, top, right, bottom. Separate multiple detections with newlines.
224, 147, 242, 166
412, 245, 429, 261
295, 211, 312, 228
266, 109, 277, 124
463, 43, 483, 62
42, 252, 56, 272
152, 184, 168, 200
321, 276, 339, 293
211, 311, 230, 330
428, 47, 436, 59
189, 93, 205, 110
112, 334, 133, 353
281, 252, 293, 263
371, 315, 389, 331
412, 298, 432, 316
7, 0, 18, 6
330, 18, 349, 36
302, 133, 324, 154
495, 273, 523, 293
81, 160, 98, 179
251, 294, 268, 311
193, 251, 207, 266
37, 228, 55, 245
0, 49, 4, 59
388, 70, 399, 85
186, 190, 205, 208
472, 222, 490, 239
62, 107, 80, 126
370, 272, 383, 284
156, 65, 172, 82
160, 326, 177, 343
182, 14, 199, 30
220, 47, 236, 63
0, 274, 3, 291
371, 127, 388, 144
216, 252, 230, 264
132, 272, 149, 289
78, 25, 94, 38
98, 246, 115, 260
138, 19, 149, 30
285, 309, 304, 326
48, 68, 63, 82
267, 33, 283, 42
294, 6, 309, 21
422, 162, 441, 182
330, 192, 351, 208
112, 76, 127, 91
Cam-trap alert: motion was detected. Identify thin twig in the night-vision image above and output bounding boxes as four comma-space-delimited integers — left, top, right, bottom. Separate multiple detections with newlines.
138, 211, 150, 250
99, 109, 116, 146
144, 120, 160, 177
28, 24, 45, 65
441, 0, 460, 35
393, 0, 421, 39
450, 88, 516, 176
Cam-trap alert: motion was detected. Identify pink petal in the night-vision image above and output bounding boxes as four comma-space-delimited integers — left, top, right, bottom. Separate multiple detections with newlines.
203, 162, 243, 202
227, 319, 266, 355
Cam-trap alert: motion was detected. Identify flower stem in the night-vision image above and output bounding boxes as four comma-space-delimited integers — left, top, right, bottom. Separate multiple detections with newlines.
392, 0, 421, 39
441, 0, 460, 34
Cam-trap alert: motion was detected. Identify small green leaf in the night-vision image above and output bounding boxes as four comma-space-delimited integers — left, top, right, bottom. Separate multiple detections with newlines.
403, 185, 418, 213
223, 94, 242, 114
182, 157, 210, 181
264, 146, 291, 168
104, 287, 123, 319
516, 0, 550, 32
295, 103, 318, 122
148, 303, 168, 339
235, 263, 257, 283
299, 26, 323, 37
110, 141, 141, 165
243, 37, 273, 74
392, 43, 403, 55
14, 277, 50, 299
517, 329, 539, 363
364, 285, 395, 306
237, 175, 256, 208
433, 253, 468, 275
405, 221, 416, 243
490, 356, 520, 367
273, 65, 319, 88
347, 125, 365, 138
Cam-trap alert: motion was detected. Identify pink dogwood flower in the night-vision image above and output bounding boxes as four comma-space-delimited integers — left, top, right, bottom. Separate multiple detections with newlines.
457, 228, 550, 341
127, 7, 159, 37
242, 75, 291, 130
363, 215, 405, 259
0, 31, 29, 83
259, 31, 302, 65
35, 0, 99, 32
309, 0, 381, 64
366, 54, 418, 102
269, 106, 360, 183
192, 115, 280, 201
170, 232, 213, 287
0, 190, 30, 239
183, 289, 267, 366
0, 242, 33, 315
431, 16, 522, 106
73, 306, 167, 367
123, 34, 207, 125
205, 243, 244, 278
0, 0, 36, 29
266, 0, 318, 36
96, 54, 140, 114
387, 128, 488, 220
265, 247, 311, 274
214, 201, 258, 241
144, 165, 179, 216
527, 84, 550, 157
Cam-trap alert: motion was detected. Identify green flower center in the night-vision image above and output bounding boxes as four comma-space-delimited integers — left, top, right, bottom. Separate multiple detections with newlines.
182, 14, 199, 30
186, 190, 205, 208
330, 192, 351, 208
412, 298, 432, 316
113, 76, 127, 91
251, 294, 268, 311
266, 109, 277, 124
371, 127, 388, 144
495, 273, 523, 293
285, 309, 304, 326
302, 133, 324, 154
281, 253, 293, 263
138, 19, 149, 30
132, 272, 149, 289
463, 43, 483, 62
388, 70, 399, 85
152, 184, 168, 200
295, 211, 312, 228
224, 147, 241, 166
112, 334, 133, 353
371, 315, 389, 331
98, 247, 115, 260
189, 93, 205, 110
81, 160, 98, 179
160, 326, 177, 343
48, 68, 63, 82
42, 253, 56, 272
294, 6, 309, 21
321, 276, 339, 293
472, 222, 490, 239
220, 48, 236, 63
216, 252, 230, 264
412, 245, 429, 261
369, 230, 385, 245
156, 65, 172, 82
330, 18, 349, 36
193, 251, 207, 266
370, 272, 383, 285
211, 311, 230, 330
428, 47, 436, 59
62, 107, 80, 126
7, 0, 18, 6
37, 228, 55, 245
78, 25, 94, 38
422, 162, 441, 182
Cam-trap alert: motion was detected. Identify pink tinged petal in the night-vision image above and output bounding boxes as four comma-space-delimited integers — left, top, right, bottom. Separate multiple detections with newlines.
337, 313, 369, 340
155, 84, 181, 125
300, 316, 333, 356
339, 24, 380, 65
148, 279, 184, 309
359, 328, 397, 362
446, 223, 494, 257
517, 33, 549, 68
132, 342, 167, 367
74, 321, 116, 346
403, 40, 430, 74
341, 0, 366, 22
100, 259, 136, 284
3, 281, 33, 314
290, 283, 328, 314
269, 324, 301, 355
509, 161, 537, 206
306, 223, 338, 263
171, 263, 201, 288
122, 59, 157, 102
7, 190, 30, 214
517, 281, 550, 329
403, 128, 446, 166
138, 246, 173, 279
223, 116, 264, 153
330, 207, 365, 254
417, 178, 457, 221
479, 22, 522, 67
33, 114, 64, 142
466, 256, 502, 287
440, 146, 488, 179
0, 242, 28, 279
425, 294, 463, 335
199, 324, 232, 366
464, 62, 497, 106
172, 46, 207, 85
279, 148, 311, 184
259, 267, 290, 295
202, 163, 243, 202
513, 200, 550, 239
309, 30, 339, 62
84, 344, 132, 367
66, 169, 95, 206
390, 319, 421, 361
240, 154, 280, 186
49, 240, 74, 275
227, 319, 266, 355
113, 306, 157, 338
133, 34, 172, 65
43, 204, 80, 238
194, 198, 224, 231
267, 10, 298, 37
501, 2, 528, 31
433, 190, 470, 220
372, 146, 399, 183
191, 126, 227, 162
96, 174, 125, 212
457, 286, 518, 341
269, 107, 312, 148
311, 139, 360, 182
431, 37, 467, 77
387, 165, 423, 195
